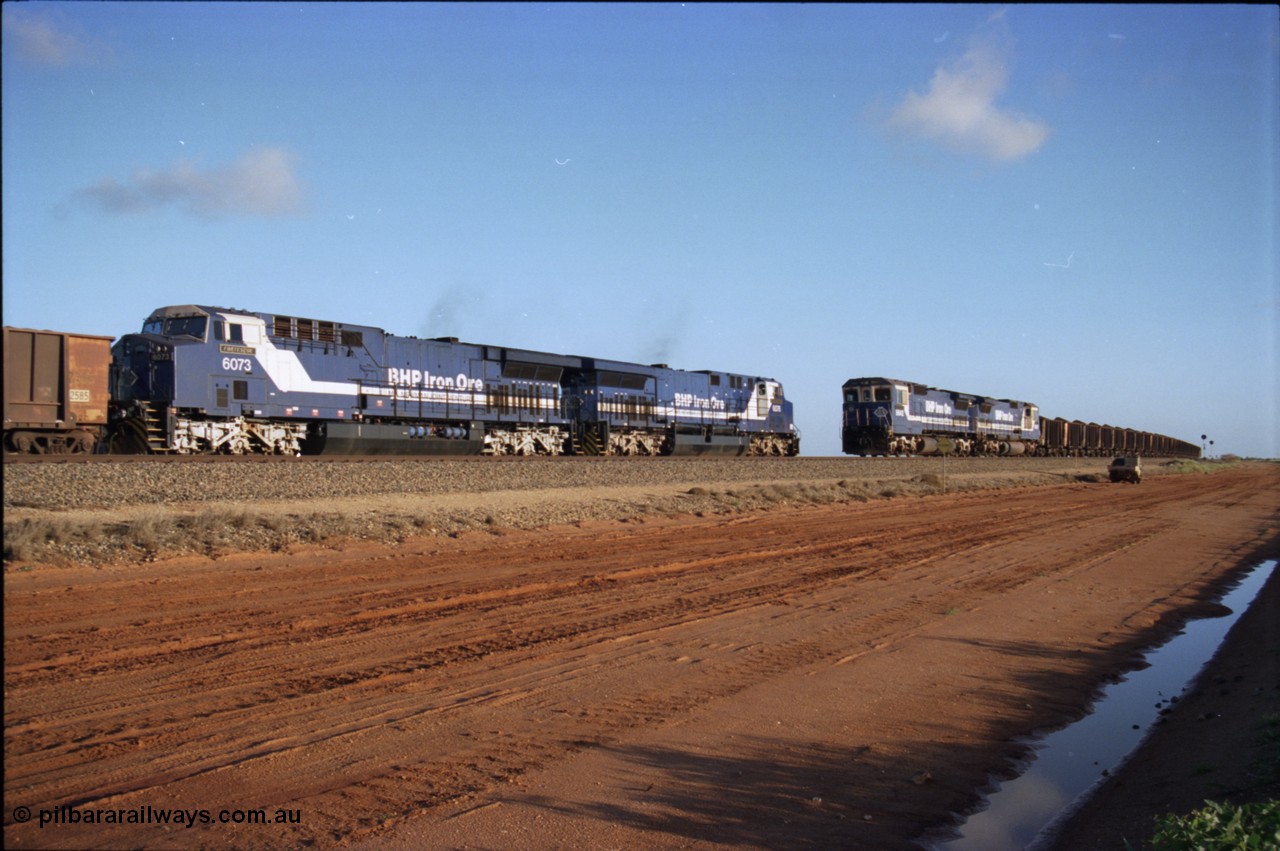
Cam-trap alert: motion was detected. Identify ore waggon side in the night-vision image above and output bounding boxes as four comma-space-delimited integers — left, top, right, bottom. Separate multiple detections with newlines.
3, 326, 113, 454
109, 305, 800, 456
841, 377, 1199, 458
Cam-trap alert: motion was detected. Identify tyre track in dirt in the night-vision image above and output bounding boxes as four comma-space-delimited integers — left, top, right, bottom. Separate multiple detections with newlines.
4, 465, 1277, 849
0, 493, 1216, 804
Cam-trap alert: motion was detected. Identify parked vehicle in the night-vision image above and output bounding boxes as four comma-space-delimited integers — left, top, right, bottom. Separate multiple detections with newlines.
1108, 455, 1143, 483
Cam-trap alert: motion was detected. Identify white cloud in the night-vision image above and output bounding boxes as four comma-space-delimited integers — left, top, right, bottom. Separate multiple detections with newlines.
2, 7, 110, 68
887, 40, 1049, 162
78, 147, 307, 218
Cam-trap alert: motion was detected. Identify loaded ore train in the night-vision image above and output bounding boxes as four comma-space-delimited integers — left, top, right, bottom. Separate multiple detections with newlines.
3, 306, 799, 457
840, 377, 1200, 458
2, 311, 1200, 459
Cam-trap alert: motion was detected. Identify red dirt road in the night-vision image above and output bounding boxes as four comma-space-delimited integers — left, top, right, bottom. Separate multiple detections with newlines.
4, 464, 1277, 850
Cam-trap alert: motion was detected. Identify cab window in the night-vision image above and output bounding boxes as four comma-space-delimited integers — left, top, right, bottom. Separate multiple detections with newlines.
165, 316, 207, 340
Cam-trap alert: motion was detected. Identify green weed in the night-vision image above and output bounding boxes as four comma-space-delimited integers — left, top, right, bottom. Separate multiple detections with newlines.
1151, 800, 1279, 850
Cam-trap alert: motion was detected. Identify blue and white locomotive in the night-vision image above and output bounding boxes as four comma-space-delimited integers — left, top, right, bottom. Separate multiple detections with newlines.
110, 304, 799, 456
841, 377, 1040, 456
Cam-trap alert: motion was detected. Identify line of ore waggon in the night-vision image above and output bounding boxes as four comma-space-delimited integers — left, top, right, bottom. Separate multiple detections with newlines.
2, 305, 1198, 459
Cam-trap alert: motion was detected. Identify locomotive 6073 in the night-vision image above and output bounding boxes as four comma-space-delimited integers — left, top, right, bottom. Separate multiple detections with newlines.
108, 305, 800, 456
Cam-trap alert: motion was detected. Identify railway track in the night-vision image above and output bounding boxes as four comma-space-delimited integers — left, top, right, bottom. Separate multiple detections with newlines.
1, 453, 670, 465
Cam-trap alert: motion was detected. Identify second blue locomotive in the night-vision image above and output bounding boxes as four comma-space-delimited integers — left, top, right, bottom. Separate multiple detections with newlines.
110, 304, 799, 456
841, 377, 1039, 456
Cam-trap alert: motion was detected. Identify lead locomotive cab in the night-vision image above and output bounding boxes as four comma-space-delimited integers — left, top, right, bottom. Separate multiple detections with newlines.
111, 305, 314, 454
841, 379, 908, 455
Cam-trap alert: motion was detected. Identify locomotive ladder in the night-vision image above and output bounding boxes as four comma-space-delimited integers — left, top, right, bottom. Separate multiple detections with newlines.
141, 402, 173, 453
572, 424, 604, 456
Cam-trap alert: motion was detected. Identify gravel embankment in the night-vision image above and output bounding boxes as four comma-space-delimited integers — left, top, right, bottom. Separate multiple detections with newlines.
7, 456, 1201, 566
3, 456, 1117, 511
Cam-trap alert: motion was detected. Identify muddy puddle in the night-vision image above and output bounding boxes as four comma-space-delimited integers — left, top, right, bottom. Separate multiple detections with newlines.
926, 558, 1277, 851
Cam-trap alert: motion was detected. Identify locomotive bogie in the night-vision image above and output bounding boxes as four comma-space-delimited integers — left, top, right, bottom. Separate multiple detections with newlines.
168, 415, 308, 455
484, 425, 568, 456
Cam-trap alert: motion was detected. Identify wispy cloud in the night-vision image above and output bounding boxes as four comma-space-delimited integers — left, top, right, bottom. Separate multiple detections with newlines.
77, 148, 307, 218
2, 7, 112, 68
887, 35, 1049, 162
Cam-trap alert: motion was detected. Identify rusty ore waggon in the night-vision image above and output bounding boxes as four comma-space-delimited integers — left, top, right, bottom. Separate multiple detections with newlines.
3, 327, 113, 454
1037, 416, 1198, 458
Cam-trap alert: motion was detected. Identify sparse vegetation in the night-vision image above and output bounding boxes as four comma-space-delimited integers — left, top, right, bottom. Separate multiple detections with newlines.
1262, 714, 1280, 745
1150, 800, 1279, 850
1162, 457, 1247, 475
4, 458, 1265, 567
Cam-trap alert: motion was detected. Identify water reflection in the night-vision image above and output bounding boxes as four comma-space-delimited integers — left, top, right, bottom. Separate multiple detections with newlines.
928, 559, 1276, 851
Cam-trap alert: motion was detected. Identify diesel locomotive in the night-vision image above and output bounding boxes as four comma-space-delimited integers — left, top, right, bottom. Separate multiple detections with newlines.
841, 377, 1199, 458
105, 304, 800, 456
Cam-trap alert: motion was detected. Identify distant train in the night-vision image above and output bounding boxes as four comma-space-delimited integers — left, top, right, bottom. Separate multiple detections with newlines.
841, 377, 1200, 458
3, 306, 800, 456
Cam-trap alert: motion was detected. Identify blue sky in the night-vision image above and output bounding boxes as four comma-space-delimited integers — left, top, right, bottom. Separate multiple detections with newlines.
4, 3, 1277, 457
